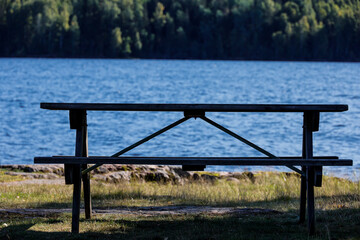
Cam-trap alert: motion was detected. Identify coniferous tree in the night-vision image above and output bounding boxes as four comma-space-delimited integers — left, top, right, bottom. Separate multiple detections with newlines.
0, 0, 359, 60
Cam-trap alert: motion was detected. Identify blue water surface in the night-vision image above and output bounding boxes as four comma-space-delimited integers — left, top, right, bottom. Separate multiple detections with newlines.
0, 59, 359, 179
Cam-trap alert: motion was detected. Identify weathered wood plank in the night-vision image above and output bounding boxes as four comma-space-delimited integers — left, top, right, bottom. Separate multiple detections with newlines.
40, 103, 348, 112
34, 156, 353, 166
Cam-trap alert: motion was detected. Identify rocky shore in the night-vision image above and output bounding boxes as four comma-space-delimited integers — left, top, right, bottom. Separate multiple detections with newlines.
0, 164, 257, 184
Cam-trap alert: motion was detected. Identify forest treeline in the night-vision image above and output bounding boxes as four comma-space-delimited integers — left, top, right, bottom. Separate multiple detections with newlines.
0, 0, 359, 60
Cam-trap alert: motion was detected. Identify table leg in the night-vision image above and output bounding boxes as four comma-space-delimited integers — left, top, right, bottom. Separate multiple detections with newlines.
70, 110, 89, 233
302, 111, 317, 235
299, 120, 308, 224
307, 166, 315, 235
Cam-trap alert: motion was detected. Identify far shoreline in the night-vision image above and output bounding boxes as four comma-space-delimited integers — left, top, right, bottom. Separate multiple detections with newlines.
1, 57, 360, 64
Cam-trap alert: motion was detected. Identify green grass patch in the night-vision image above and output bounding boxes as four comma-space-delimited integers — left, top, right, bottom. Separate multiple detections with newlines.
195, 171, 221, 177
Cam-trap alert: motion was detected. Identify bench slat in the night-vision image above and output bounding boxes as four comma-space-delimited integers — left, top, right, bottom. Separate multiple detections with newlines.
34, 156, 352, 166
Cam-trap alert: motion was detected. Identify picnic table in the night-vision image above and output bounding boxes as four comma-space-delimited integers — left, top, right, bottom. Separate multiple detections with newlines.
34, 103, 353, 235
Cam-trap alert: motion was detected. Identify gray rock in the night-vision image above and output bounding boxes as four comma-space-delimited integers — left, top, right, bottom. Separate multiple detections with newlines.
94, 166, 110, 174
124, 165, 136, 171
172, 175, 185, 185
92, 174, 107, 181
137, 165, 150, 172
114, 165, 131, 171
172, 168, 191, 179
93, 171, 132, 183
39, 173, 59, 179
192, 173, 201, 181
148, 165, 160, 171
201, 174, 217, 182
226, 177, 241, 183
145, 170, 170, 182
1, 164, 64, 175
230, 172, 255, 182
5, 172, 29, 177
110, 171, 132, 182
1, 164, 257, 185
130, 172, 146, 181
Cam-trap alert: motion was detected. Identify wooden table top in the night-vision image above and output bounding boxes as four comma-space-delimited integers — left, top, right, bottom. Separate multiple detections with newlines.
41, 103, 348, 112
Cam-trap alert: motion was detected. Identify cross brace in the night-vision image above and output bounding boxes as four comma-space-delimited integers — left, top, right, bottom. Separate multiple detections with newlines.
82, 111, 302, 175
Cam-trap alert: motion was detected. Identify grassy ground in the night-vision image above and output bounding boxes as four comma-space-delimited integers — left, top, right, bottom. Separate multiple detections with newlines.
0, 171, 359, 239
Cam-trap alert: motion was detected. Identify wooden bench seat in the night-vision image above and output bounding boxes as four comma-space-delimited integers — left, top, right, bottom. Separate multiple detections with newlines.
35, 156, 352, 166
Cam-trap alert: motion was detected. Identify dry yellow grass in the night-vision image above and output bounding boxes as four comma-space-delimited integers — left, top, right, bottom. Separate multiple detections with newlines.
0, 171, 359, 239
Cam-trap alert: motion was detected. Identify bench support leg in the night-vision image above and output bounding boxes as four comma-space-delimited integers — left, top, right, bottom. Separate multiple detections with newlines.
302, 111, 317, 235
80, 111, 91, 219
72, 164, 82, 233
82, 164, 92, 219
299, 166, 307, 223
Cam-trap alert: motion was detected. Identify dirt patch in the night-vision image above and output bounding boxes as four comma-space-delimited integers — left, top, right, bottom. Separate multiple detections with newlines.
0, 206, 282, 217
0, 178, 64, 186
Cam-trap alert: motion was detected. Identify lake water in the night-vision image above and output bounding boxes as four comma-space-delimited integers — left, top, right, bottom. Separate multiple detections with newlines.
0, 58, 359, 179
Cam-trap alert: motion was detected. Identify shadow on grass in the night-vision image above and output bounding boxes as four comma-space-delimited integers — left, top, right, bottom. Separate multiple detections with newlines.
26, 192, 359, 211
1, 207, 359, 240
